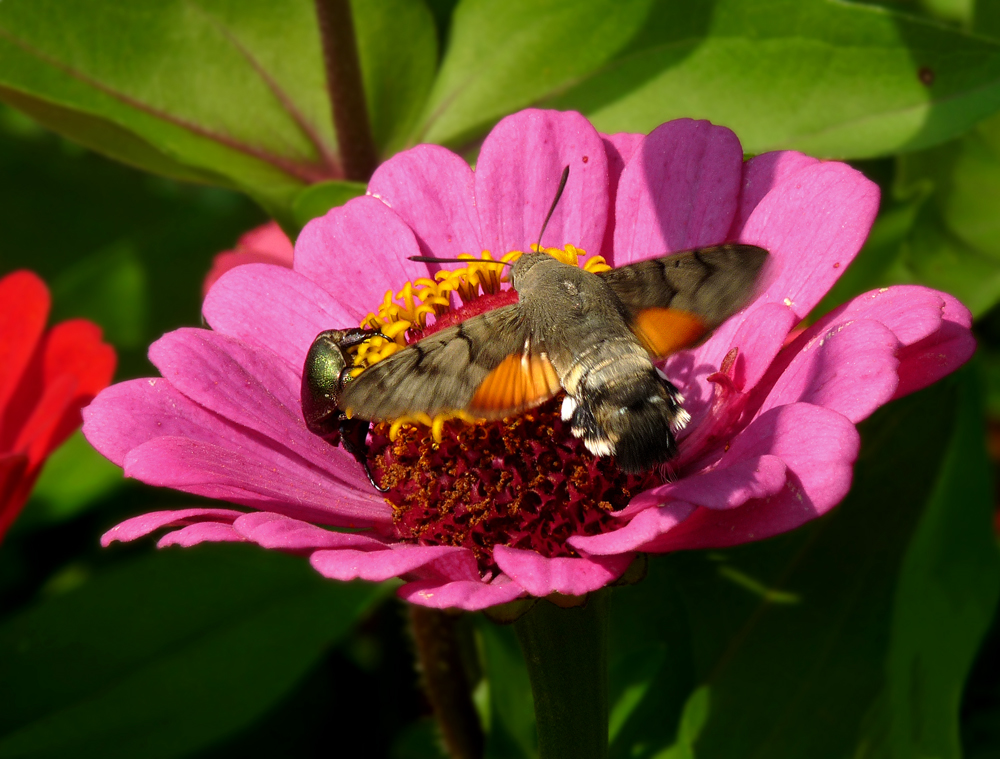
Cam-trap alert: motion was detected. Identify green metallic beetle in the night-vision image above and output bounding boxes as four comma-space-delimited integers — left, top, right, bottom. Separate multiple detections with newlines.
301, 327, 388, 492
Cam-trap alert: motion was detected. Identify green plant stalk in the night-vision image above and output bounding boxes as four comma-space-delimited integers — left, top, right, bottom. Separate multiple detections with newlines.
313, 0, 378, 182
512, 591, 610, 759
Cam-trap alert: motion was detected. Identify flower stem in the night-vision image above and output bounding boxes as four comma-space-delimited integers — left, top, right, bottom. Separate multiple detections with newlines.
313, 0, 378, 182
512, 591, 610, 759
409, 606, 484, 759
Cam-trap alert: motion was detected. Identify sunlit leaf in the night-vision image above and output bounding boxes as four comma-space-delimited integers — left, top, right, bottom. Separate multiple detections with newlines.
422, 0, 1000, 158
291, 179, 366, 229
355, 0, 438, 155
0, 0, 436, 224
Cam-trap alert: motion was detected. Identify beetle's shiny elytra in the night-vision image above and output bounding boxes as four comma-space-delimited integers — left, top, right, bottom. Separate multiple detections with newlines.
301, 327, 388, 491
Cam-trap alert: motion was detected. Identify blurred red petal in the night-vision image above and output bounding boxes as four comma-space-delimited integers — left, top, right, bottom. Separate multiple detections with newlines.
0, 270, 115, 542
0, 271, 49, 427
0, 453, 30, 539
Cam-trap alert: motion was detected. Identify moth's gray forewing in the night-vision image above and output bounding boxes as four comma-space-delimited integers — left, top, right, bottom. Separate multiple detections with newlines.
340, 303, 530, 421
598, 244, 768, 328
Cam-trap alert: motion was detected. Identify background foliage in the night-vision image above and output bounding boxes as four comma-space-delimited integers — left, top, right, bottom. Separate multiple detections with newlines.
3, 0, 1000, 757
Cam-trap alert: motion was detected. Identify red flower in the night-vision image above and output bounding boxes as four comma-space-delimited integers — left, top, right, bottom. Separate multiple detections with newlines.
0, 271, 116, 541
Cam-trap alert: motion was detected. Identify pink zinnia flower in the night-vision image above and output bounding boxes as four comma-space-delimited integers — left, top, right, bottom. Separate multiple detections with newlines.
84, 110, 974, 611
0, 270, 116, 542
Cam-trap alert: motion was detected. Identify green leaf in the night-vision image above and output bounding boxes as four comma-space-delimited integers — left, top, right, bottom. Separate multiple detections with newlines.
390, 718, 450, 759
976, 0, 1000, 39
291, 179, 367, 230
0, 544, 388, 758
923, 0, 974, 26
900, 117, 1000, 312
851, 111, 1000, 318
16, 432, 124, 531
425, 0, 462, 53
864, 363, 1000, 756
607, 366, 999, 759
49, 241, 149, 349
355, 0, 438, 155
0, 0, 436, 224
819, 111, 1000, 318
475, 617, 537, 759
650, 687, 710, 759
422, 0, 1000, 158
418, 0, 652, 147
0, 103, 265, 380
980, 338, 1000, 417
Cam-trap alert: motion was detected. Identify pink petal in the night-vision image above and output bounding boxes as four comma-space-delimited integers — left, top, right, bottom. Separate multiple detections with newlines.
232, 512, 388, 551
85, 377, 384, 516
100, 507, 244, 547
367, 144, 483, 259
666, 301, 798, 423
492, 546, 633, 597
203, 264, 359, 372
148, 328, 369, 487
475, 109, 609, 256
600, 132, 645, 261
940, 290, 974, 329
85, 378, 376, 502
310, 544, 480, 583
613, 119, 743, 263
794, 286, 974, 401
238, 220, 295, 259
811, 286, 949, 346
157, 522, 244, 548
202, 252, 293, 299
294, 195, 430, 322
569, 502, 696, 556
419, 548, 486, 582
645, 403, 859, 552
757, 319, 901, 424
603, 133, 645, 188
728, 151, 820, 239
727, 303, 800, 391
123, 436, 386, 528
895, 322, 975, 399
201, 221, 295, 298
739, 161, 880, 321
399, 574, 526, 611
626, 454, 787, 514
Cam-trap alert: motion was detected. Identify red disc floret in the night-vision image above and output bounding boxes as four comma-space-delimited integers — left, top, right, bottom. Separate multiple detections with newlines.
370, 399, 653, 574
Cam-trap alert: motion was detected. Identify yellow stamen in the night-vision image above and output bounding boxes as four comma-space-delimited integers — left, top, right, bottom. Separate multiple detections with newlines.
348, 245, 603, 435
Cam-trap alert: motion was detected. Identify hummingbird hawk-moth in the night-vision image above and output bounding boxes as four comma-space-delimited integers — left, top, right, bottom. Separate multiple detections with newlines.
301, 242, 768, 487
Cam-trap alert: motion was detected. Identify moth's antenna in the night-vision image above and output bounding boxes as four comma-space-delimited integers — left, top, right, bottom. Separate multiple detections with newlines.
410, 166, 570, 266
535, 165, 570, 252
408, 255, 512, 267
